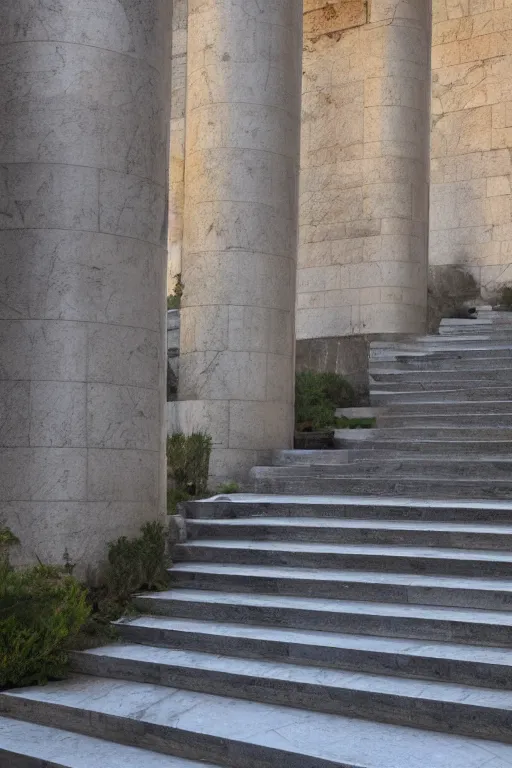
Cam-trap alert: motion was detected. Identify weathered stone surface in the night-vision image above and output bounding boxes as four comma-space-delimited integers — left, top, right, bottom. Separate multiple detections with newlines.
297, 0, 430, 341
430, 0, 512, 305
177, 0, 302, 483
0, 0, 171, 575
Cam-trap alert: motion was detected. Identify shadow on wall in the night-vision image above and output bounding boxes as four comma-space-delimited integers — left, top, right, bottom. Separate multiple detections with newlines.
428, 265, 480, 333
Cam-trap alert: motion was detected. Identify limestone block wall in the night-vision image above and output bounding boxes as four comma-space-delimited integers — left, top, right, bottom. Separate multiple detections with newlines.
430, 0, 512, 310
168, 0, 188, 293
297, 0, 431, 340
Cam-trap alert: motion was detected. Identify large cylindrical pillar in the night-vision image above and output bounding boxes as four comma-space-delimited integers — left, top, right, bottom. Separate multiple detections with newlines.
177, 0, 302, 484
0, 1, 171, 575
297, 0, 431, 342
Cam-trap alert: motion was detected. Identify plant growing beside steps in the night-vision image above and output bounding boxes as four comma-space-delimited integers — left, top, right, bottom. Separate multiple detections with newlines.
295, 371, 356, 447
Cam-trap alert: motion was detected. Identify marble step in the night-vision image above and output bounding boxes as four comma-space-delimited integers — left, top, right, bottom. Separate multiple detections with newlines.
370, 356, 512, 371
115, 615, 512, 689
184, 518, 512, 550
0, 716, 215, 768
338, 441, 512, 456
372, 380, 512, 393
170, 562, 512, 610
251, 473, 512, 499
4, 677, 512, 768
372, 387, 512, 404
133, 589, 512, 645
70, 644, 512, 742
377, 414, 512, 428
381, 400, 512, 414
183, 497, 512, 523
371, 347, 512, 361
174, 540, 512, 578
273, 449, 349, 466
371, 369, 512, 385
341, 425, 512, 440
251, 459, 512, 481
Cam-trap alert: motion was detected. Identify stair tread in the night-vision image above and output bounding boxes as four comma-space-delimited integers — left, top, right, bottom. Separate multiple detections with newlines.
4, 676, 512, 768
138, 589, 512, 624
187, 518, 512, 533
0, 716, 214, 768
180, 540, 512, 561
172, 562, 512, 590
118, 615, 512, 665
77, 644, 512, 707
200, 493, 512, 509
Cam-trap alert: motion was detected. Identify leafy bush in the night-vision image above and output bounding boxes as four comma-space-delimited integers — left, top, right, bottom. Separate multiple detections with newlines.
335, 416, 376, 429
216, 481, 240, 494
501, 286, 512, 309
0, 562, 90, 689
167, 273, 183, 310
295, 371, 356, 431
167, 432, 212, 497
105, 521, 169, 605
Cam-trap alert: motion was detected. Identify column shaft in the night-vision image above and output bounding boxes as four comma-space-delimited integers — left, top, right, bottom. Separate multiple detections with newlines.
178, 0, 302, 483
0, 0, 171, 575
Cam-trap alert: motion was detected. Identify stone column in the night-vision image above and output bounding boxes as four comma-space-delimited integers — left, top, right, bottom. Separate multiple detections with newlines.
297, 0, 431, 341
176, 0, 302, 484
0, 0, 171, 575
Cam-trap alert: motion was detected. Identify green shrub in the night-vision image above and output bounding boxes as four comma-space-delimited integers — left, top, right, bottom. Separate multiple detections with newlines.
0, 562, 90, 689
216, 481, 240, 494
295, 371, 356, 431
501, 285, 512, 309
105, 521, 170, 605
167, 432, 212, 497
167, 273, 183, 310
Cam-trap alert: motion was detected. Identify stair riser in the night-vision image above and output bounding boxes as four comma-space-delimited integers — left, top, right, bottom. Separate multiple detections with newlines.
185, 522, 512, 550
181, 501, 512, 523
384, 402, 512, 414
340, 427, 512, 440
377, 416, 512, 428
0, 753, 58, 768
171, 571, 512, 611
133, 596, 512, 646
69, 654, 512, 744
252, 463, 512, 480
371, 350, 512, 362
175, 546, 512, 578
114, 623, 512, 690
252, 476, 512, 500
0, 698, 342, 768
372, 389, 512, 404
273, 450, 349, 466
371, 357, 512, 370
371, 371, 512, 385
340, 441, 512, 455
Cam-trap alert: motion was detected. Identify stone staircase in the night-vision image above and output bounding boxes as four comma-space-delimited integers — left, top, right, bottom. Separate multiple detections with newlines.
3, 309, 512, 767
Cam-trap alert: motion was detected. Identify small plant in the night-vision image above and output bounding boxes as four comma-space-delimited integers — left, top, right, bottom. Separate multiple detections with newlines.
167, 273, 184, 310
500, 285, 512, 309
216, 481, 240, 494
295, 371, 356, 432
167, 432, 212, 497
105, 521, 170, 605
0, 561, 90, 689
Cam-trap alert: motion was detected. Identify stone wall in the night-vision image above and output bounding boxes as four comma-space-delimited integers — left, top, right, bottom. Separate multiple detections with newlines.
296, 0, 431, 341
430, 0, 512, 314
168, 0, 187, 293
